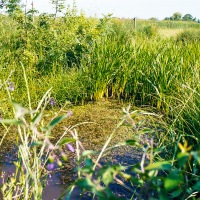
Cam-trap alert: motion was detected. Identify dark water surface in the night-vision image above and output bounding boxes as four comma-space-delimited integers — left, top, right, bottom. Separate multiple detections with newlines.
0, 145, 142, 200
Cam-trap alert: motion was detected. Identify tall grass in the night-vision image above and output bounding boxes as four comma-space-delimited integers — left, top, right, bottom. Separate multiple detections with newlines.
0, 12, 200, 148
0, 11, 200, 199
113, 18, 200, 29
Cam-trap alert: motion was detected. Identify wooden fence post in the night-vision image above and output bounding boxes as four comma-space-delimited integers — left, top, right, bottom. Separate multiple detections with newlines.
134, 17, 137, 29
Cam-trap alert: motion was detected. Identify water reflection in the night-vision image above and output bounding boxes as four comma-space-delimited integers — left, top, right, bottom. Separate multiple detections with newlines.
0, 161, 71, 199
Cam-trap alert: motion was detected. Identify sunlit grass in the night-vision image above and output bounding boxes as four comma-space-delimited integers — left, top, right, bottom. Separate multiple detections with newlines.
158, 28, 184, 38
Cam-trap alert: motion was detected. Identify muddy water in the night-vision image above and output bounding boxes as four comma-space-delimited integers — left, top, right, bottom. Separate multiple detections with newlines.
0, 100, 143, 199
0, 145, 142, 199
0, 162, 83, 200
0, 145, 79, 200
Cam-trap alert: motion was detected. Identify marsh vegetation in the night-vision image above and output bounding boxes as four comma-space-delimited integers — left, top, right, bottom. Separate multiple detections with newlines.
0, 5, 200, 200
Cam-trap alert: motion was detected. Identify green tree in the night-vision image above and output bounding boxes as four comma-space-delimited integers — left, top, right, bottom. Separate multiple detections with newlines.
51, 0, 66, 19
149, 17, 158, 21
26, 1, 39, 22
164, 17, 170, 20
172, 12, 182, 21
5, 0, 22, 16
182, 14, 193, 21
0, 0, 7, 9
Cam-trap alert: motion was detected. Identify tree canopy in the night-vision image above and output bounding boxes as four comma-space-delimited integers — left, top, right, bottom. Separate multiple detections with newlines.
182, 14, 193, 21
164, 12, 198, 22
172, 12, 182, 21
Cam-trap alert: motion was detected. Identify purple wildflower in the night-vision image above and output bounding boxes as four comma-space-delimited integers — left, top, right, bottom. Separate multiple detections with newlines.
67, 110, 73, 117
47, 163, 55, 171
8, 82, 15, 92
66, 144, 75, 153
49, 97, 56, 106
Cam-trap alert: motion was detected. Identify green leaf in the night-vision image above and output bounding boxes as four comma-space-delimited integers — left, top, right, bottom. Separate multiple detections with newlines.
164, 172, 183, 191
58, 138, 75, 146
81, 166, 93, 174
76, 178, 96, 189
131, 163, 142, 173
145, 161, 171, 171
126, 139, 138, 146
30, 141, 43, 147
177, 152, 189, 167
102, 168, 114, 186
140, 128, 153, 134
48, 114, 67, 130
158, 190, 169, 200
85, 158, 94, 167
171, 189, 182, 197
0, 119, 23, 125
120, 172, 131, 180
191, 151, 200, 164
82, 150, 97, 157
101, 165, 126, 186
192, 181, 200, 191
41, 126, 48, 132
130, 177, 143, 185
148, 169, 158, 177
31, 113, 42, 125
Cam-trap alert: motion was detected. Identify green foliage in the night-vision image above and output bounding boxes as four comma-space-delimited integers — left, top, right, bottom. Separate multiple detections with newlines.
0, 0, 6, 9
5, 0, 22, 16
164, 12, 196, 22
71, 107, 200, 199
172, 12, 182, 21
176, 29, 200, 43
140, 25, 158, 38
183, 14, 194, 21
51, 0, 66, 19
0, 71, 74, 199
1, 5, 200, 200
136, 19, 200, 29
1, 14, 200, 148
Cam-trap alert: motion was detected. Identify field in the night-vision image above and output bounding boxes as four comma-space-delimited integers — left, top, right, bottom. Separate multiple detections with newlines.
0, 9, 200, 200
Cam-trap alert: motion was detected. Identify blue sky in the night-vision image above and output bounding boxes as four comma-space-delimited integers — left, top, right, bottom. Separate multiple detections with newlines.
23, 0, 200, 20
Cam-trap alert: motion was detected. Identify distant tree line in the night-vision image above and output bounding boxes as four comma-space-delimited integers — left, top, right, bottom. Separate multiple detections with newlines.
164, 12, 200, 23
0, 0, 66, 19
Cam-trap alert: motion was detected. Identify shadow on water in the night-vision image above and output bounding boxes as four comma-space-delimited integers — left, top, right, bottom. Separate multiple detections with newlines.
0, 144, 142, 200
0, 145, 96, 200
0, 161, 84, 200
0, 145, 71, 200
0, 162, 98, 200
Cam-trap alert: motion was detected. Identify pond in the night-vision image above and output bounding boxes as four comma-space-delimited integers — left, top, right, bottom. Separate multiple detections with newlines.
0, 101, 143, 199
0, 144, 142, 199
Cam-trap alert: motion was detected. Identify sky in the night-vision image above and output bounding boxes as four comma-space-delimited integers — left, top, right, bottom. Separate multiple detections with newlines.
22, 0, 200, 20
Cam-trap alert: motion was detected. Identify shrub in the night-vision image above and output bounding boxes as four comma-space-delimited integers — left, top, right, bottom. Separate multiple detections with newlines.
177, 29, 200, 43
140, 25, 158, 38
68, 106, 200, 200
